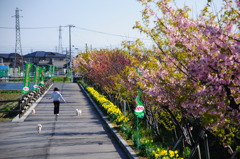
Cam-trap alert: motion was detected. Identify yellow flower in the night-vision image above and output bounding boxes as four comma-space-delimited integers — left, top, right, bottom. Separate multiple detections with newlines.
87, 86, 127, 124
169, 150, 175, 157
159, 150, 167, 156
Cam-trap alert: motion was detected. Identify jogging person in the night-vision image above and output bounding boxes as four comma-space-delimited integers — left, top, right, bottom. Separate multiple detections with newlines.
50, 87, 66, 119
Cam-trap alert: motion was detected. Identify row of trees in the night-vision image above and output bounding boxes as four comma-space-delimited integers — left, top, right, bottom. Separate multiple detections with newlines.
73, 0, 239, 158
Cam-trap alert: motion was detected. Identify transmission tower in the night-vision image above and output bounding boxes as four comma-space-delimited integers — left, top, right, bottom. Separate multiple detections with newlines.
13, 8, 23, 56
12, 8, 23, 75
58, 25, 63, 53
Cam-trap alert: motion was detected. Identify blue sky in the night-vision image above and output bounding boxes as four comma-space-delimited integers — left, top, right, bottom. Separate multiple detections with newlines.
0, 0, 223, 55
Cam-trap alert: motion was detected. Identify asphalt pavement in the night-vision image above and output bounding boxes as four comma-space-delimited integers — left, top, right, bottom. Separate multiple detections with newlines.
0, 82, 132, 159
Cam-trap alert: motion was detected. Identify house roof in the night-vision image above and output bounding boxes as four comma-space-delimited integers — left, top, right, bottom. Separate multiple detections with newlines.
0, 53, 21, 58
24, 51, 66, 58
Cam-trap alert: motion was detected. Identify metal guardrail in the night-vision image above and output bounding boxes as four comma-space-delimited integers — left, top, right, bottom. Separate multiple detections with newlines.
0, 78, 53, 118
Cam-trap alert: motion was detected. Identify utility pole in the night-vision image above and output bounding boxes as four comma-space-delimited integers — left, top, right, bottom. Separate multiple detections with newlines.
127, 41, 133, 55
90, 44, 92, 53
66, 48, 68, 75
85, 43, 88, 53
58, 25, 62, 53
12, 8, 23, 76
67, 25, 75, 82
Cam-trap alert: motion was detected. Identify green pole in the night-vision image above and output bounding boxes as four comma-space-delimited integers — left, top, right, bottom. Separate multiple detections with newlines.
68, 69, 71, 78
18, 66, 20, 76
50, 65, 53, 77
49, 65, 53, 77
52, 66, 56, 77
39, 67, 45, 85
21, 63, 33, 94
33, 66, 40, 91
136, 117, 139, 151
48, 65, 50, 77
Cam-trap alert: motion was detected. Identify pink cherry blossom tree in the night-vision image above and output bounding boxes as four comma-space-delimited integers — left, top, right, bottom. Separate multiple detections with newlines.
134, 0, 239, 151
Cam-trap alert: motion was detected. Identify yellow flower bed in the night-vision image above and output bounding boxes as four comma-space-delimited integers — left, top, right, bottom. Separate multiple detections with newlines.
86, 86, 184, 159
151, 149, 183, 159
139, 138, 183, 159
86, 87, 129, 124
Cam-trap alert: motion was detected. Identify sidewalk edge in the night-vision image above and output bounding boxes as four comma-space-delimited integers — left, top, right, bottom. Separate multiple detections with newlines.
78, 83, 139, 159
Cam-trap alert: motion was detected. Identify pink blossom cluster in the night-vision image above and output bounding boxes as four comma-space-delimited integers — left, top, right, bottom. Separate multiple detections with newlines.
73, 49, 131, 92
135, 0, 240, 146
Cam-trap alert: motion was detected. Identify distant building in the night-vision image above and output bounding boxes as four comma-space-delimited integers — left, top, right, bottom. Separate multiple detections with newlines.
0, 51, 69, 76
24, 51, 68, 75
0, 53, 23, 76
0, 53, 22, 67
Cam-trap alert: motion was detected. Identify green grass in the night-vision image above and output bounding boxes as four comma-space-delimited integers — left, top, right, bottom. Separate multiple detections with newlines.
0, 92, 21, 101
0, 92, 21, 120
52, 76, 71, 82
0, 90, 21, 93
9, 78, 34, 82
0, 92, 20, 110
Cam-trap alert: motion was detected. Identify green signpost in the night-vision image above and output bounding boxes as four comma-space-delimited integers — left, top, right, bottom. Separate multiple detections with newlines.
48, 65, 55, 77
22, 63, 33, 94
33, 66, 40, 91
53, 65, 56, 76
134, 67, 145, 150
134, 92, 145, 118
0, 66, 9, 77
39, 67, 45, 86
48, 65, 52, 77
67, 69, 71, 78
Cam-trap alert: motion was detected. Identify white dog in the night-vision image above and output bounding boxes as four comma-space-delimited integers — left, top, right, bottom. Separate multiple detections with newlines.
32, 109, 36, 115
76, 109, 82, 116
37, 124, 42, 133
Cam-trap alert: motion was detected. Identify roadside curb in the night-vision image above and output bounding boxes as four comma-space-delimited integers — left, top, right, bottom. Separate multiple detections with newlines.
78, 83, 139, 159
12, 84, 53, 122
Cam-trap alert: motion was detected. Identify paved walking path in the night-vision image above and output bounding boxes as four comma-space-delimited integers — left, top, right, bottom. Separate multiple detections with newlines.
0, 82, 130, 159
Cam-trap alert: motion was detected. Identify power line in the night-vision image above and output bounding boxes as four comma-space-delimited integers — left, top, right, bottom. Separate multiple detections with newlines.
0, 27, 15, 29
75, 26, 130, 38
75, 26, 151, 40
21, 26, 59, 29
0, 25, 151, 41
0, 26, 58, 29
